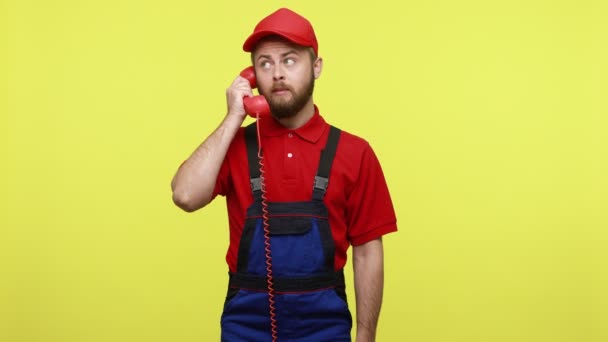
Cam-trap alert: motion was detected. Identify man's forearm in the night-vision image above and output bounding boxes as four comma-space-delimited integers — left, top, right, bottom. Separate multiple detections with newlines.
353, 238, 384, 342
171, 113, 243, 212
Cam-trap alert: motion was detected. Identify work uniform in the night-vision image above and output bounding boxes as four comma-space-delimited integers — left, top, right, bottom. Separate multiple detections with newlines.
213, 107, 397, 341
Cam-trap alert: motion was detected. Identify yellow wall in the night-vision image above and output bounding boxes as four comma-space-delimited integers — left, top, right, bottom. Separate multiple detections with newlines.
1, 1, 607, 341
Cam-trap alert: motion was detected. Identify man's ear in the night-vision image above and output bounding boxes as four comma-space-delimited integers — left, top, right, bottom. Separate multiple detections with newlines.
313, 57, 323, 79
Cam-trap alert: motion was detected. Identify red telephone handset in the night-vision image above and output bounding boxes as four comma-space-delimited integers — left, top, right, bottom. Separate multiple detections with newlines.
240, 66, 271, 118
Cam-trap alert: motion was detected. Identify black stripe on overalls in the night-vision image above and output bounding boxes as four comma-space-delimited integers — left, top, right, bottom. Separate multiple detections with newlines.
230, 123, 344, 293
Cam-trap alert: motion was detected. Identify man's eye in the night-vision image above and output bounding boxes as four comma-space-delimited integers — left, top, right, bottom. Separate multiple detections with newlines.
260, 61, 271, 69
284, 58, 295, 66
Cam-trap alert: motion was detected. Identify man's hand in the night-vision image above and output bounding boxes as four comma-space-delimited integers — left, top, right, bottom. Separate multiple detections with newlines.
225, 74, 253, 120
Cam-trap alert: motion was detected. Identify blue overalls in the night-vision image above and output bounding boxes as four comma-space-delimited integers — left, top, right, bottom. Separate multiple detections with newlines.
220, 124, 352, 342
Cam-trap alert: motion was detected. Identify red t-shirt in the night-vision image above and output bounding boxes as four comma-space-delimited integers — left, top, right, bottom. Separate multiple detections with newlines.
212, 107, 397, 272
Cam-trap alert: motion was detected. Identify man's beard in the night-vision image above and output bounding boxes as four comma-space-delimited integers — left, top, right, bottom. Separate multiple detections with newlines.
262, 72, 315, 119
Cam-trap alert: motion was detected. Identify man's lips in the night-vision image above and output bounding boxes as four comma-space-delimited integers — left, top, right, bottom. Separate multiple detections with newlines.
271, 84, 291, 94
272, 89, 290, 95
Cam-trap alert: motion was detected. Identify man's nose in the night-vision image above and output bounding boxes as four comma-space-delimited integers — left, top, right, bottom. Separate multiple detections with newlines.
272, 64, 285, 81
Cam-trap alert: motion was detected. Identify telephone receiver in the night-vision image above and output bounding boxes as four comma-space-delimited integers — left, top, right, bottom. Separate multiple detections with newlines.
240, 66, 271, 118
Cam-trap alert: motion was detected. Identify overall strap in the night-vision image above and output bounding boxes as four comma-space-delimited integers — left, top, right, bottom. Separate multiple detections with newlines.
312, 125, 341, 201
244, 123, 262, 202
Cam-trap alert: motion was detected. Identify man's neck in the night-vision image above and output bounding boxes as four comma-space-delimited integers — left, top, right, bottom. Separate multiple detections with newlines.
276, 98, 315, 129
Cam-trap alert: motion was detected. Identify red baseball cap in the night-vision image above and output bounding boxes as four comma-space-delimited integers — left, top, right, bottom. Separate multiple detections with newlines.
243, 8, 318, 55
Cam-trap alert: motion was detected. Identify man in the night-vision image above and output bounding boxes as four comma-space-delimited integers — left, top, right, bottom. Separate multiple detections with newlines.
171, 8, 397, 342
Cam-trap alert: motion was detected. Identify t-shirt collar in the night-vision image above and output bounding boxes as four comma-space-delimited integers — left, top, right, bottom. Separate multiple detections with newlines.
259, 105, 327, 143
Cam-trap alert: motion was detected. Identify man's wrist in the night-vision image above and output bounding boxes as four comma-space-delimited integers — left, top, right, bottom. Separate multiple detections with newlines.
355, 325, 376, 342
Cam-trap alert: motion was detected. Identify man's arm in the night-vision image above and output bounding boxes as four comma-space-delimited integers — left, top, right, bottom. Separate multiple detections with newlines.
353, 238, 384, 342
171, 75, 251, 212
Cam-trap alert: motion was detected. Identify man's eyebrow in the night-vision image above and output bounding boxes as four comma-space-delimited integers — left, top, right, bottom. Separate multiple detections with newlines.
281, 50, 299, 57
255, 50, 299, 61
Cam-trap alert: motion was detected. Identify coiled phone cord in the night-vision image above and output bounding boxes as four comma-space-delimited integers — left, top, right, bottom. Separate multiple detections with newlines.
256, 116, 278, 342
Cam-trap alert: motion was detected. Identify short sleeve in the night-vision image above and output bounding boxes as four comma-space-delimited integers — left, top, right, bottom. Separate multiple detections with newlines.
212, 149, 232, 199
346, 144, 398, 245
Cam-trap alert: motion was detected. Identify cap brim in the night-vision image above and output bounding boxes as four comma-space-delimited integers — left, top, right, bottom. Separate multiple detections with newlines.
243, 29, 310, 52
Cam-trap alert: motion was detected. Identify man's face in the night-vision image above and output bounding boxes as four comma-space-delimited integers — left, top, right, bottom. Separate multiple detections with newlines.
252, 37, 319, 119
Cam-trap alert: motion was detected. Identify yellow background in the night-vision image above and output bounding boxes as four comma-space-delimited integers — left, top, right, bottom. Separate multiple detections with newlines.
1, 0, 607, 341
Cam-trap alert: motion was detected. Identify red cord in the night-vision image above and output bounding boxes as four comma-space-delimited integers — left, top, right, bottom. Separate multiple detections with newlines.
256, 116, 278, 342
